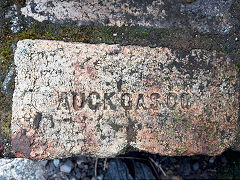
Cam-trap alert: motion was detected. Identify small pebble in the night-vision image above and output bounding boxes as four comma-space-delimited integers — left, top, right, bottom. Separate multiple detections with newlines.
52, 174, 56, 178
84, 164, 89, 169
77, 160, 85, 166
77, 160, 85, 168
83, 177, 91, 180
226, 57, 231, 62
209, 157, 215, 164
47, 162, 56, 173
97, 174, 103, 180
81, 172, 87, 179
91, 177, 97, 180
75, 168, 81, 179
11, 44, 17, 53
193, 162, 199, 171
77, 157, 86, 166
60, 160, 74, 173
53, 159, 60, 167
40, 160, 48, 167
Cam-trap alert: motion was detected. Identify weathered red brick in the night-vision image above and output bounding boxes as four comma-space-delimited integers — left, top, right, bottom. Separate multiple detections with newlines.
12, 40, 239, 159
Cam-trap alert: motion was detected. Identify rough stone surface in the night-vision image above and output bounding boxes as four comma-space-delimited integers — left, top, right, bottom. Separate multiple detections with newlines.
53, 159, 60, 167
60, 160, 74, 173
21, 0, 234, 34
12, 39, 239, 160
0, 158, 46, 180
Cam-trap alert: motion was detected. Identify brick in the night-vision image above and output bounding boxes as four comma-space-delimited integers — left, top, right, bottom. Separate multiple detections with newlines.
12, 39, 239, 159
21, 0, 233, 34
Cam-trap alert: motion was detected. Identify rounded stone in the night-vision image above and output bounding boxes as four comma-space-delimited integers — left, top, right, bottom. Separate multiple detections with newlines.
53, 159, 60, 167
192, 162, 199, 171
60, 160, 74, 173
209, 157, 215, 164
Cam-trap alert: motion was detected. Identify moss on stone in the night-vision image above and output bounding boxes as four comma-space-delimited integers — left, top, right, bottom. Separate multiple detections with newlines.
0, 111, 11, 138
15, 0, 26, 6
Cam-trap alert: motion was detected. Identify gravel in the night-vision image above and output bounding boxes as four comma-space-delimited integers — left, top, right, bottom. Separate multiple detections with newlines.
209, 157, 216, 164
53, 159, 60, 167
60, 160, 75, 173
1, 150, 240, 179
40, 160, 48, 167
193, 162, 200, 171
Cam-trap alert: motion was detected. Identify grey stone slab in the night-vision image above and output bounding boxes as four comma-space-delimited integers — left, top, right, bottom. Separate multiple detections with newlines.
0, 158, 46, 180
21, 0, 234, 34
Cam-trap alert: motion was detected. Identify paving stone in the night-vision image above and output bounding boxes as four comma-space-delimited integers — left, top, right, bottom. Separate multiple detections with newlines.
11, 39, 239, 159
0, 158, 46, 180
21, 0, 234, 34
